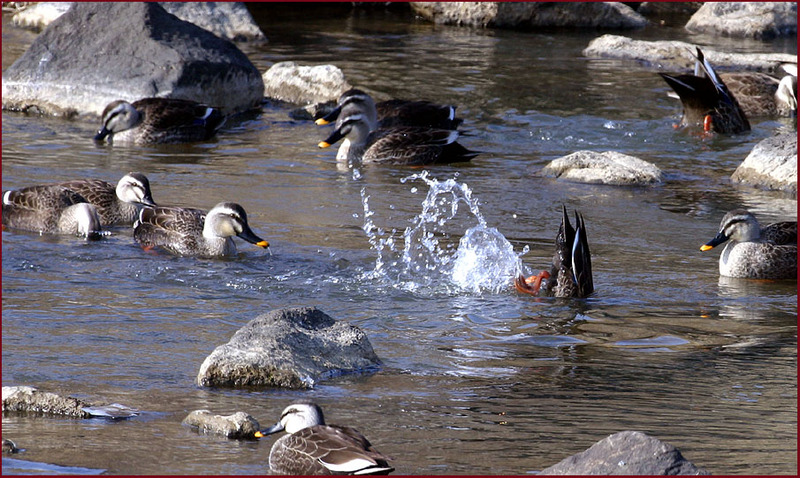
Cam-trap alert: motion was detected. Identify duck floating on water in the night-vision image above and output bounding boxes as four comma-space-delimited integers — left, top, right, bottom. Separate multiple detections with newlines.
2, 184, 102, 238
52, 172, 156, 226
255, 401, 394, 475
701, 209, 796, 280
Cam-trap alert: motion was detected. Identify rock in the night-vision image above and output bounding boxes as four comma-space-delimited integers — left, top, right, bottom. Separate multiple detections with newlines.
2, 386, 90, 418
183, 410, 261, 439
538, 151, 663, 186
2, 2, 264, 118
540, 431, 709, 475
638, 2, 703, 17
686, 2, 797, 39
409, 2, 646, 29
583, 34, 797, 72
196, 307, 382, 389
9, 2, 72, 31
10, 2, 266, 41
262, 62, 351, 105
731, 133, 798, 197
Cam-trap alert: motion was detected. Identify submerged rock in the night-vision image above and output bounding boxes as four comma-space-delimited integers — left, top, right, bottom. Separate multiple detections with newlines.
183, 410, 261, 439
685, 2, 796, 39
731, 132, 798, 197
540, 431, 709, 475
539, 151, 663, 186
10, 2, 266, 41
262, 62, 351, 105
196, 307, 382, 389
409, 2, 646, 29
2, 2, 264, 118
583, 35, 797, 72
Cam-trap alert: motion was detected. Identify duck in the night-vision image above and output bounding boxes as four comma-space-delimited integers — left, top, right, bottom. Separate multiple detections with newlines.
700, 209, 796, 279
93, 98, 225, 144
515, 206, 594, 298
659, 47, 751, 134
52, 172, 156, 226
315, 88, 462, 130
318, 97, 478, 166
133, 202, 269, 257
254, 402, 394, 475
2, 184, 102, 238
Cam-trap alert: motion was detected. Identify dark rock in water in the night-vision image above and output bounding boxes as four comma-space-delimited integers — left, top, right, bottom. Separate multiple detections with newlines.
2, 385, 138, 420
731, 132, 797, 197
686, 2, 797, 39
182, 410, 261, 439
2, 2, 264, 118
540, 431, 709, 475
196, 307, 382, 389
409, 2, 646, 29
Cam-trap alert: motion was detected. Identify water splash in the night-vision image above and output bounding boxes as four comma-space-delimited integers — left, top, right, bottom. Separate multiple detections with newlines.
361, 171, 527, 294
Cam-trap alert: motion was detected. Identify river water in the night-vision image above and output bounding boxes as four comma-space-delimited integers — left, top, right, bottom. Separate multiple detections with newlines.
2, 6, 797, 475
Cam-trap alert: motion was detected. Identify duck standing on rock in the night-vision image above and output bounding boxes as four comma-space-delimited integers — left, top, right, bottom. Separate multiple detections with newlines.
318, 89, 477, 166
515, 206, 594, 298
255, 401, 394, 475
94, 98, 225, 144
659, 47, 750, 134
133, 202, 269, 258
701, 209, 797, 280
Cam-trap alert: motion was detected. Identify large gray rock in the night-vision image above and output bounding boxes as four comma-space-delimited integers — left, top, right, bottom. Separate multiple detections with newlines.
262, 62, 351, 105
409, 2, 647, 29
182, 410, 261, 439
197, 307, 382, 389
11, 2, 266, 41
538, 151, 663, 186
583, 35, 797, 72
540, 431, 709, 475
2, 2, 264, 118
731, 133, 798, 197
686, 2, 797, 39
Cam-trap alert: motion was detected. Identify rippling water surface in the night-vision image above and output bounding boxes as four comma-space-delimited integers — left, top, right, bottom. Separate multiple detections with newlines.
2, 7, 797, 475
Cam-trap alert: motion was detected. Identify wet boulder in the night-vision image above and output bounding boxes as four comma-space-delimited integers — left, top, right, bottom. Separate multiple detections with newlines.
182, 410, 261, 439
685, 2, 797, 39
540, 431, 709, 475
1, 385, 136, 419
538, 151, 663, 186
262, 62, 351, 105
583, 35, 797, 72
10, 2, 266, 41
409, 2, 646, 29
196, 307, 382, 389
2, 2, 264, 118
731, 132, 798, 197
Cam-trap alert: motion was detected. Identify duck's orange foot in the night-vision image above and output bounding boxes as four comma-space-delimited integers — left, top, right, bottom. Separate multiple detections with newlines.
515, 271, 550, 296
703, 114, 713, 132
141, 244, 156, 253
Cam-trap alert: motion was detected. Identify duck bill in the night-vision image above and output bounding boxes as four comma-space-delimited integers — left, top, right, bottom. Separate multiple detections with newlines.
319, 127, 345, 148
140, 195, 157, 207
254, 421, 284, 438
315, 105, 341, 125
700, 231, 729, 251
94, 127, 111, 142
238, 227, 269, 249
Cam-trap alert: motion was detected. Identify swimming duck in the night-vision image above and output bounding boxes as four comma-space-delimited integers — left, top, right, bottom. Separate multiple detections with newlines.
255, 402, 394, 475
2, 184, 102, 237
515, 207, 594, 298
701, 209, 796, 279
318, 98, 478, 166
316, 88, 462, 130
133, 202, 269, 257
94, 98, 225, 144
659, 47, 750, 134
53, 172, 156, 226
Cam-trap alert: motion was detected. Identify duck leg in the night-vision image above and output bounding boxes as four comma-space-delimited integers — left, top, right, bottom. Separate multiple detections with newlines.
515, 271, 550, 295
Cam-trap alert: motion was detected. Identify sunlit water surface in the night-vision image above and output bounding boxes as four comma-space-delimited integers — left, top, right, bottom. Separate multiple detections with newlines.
2, 8, 797, 475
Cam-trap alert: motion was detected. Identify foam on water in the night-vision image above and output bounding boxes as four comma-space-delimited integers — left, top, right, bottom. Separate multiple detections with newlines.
361, 171, 527, 294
